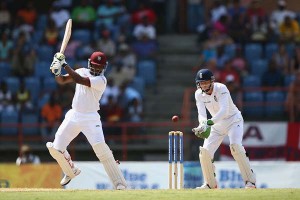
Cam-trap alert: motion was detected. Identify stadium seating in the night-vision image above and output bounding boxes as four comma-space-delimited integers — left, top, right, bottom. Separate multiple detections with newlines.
137, 60, 156, 85
243, 92, 264, 117
4, 77, 20, 94
35, 61, 52, 78
37, 45, 54, 62
285, 43, 295, 57
25, 77, 40, 102
284, 75, 295, 86
73, 29, 91, 44
265, 43, 278, 60
43, 77, 57, 92
128, 77, 145, 98
265, 91, 286, 117
250, 59, 268, 78
242, 75, 261, 87
0, 62, 11, 77
224, 44, 236, 59
0, 112, 19, 136
20, 113, 40, 136
244, 43, 262, 62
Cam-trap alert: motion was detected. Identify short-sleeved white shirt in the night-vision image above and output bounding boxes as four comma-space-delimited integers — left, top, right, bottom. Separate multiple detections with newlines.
195, 82, 241, 124
71, 68, 107, 113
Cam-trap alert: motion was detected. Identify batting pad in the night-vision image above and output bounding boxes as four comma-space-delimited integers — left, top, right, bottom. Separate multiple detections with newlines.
199, 147, 217, 188
46, 142, 75, 178
230, 144, 256, 184
92, 142, 127, 189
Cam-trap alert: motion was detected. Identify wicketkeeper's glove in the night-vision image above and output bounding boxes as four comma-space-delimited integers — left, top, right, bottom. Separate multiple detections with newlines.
192, 119, 214, 139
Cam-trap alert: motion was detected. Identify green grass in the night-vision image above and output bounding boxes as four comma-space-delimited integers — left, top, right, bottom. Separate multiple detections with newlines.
0, 189, 300, 200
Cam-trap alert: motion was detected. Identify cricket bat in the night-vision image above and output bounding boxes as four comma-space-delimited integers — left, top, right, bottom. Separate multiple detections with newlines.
60, 19, 72, 54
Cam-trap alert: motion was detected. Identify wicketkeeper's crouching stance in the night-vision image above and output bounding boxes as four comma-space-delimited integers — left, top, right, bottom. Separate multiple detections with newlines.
192, 69, 256, 189
47, 52, 127, 189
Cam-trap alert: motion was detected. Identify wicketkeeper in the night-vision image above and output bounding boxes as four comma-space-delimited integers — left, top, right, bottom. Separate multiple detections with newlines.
192, 69, 256, 189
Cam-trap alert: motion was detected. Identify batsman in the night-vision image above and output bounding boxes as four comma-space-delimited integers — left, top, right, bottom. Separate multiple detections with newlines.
192, 69, 256, 189
47, 51, 127, 189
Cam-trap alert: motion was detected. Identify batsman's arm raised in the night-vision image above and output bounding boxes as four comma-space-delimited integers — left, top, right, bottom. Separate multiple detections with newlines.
50, 53, 91, 87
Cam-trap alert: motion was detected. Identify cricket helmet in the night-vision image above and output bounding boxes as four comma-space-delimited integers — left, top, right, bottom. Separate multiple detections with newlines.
88, 51, 108, 76
195, 68, 215, 92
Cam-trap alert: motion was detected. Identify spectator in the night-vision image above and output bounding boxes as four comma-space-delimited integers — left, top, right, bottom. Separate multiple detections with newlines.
96, 30, 116, 60
0, 1, 11, 31
0, 81, 15, 113
16, 1, 37, 26
203, 29, 233, 50
245, 0, 266, 28
224, 75, 243, 110
16, 144, 41, 165
41, 93, 62, 141
127, 98, 143, 122
101, 95, 124, 123
11, 16, 34, 42
108, 61, 135, 87
227, 0, 246, 21
270, 0, 296, 34
228, 13, 247, 43
247, 16, 268, 43
59, 39, 81, 59
209, 0, 227, 23
11, 32, 35, 77
15, 81, 33, 112
96, 0, 121, 30
133, 15, 156, 40
71, 0, 96, 30
131, 2, 157, 25
0, 31, 13, 62
216, 45, 230, 69
286, 71, 300, 122
279, 16, 300, 42
44, 18, 59, 46
261, 60, 284, 87
213, 15, 228, 35
100, 78, 120, 106
114, 43, 137, 69
219, 60, 240, 84
131, 34, 158, 59
271, 43, 291, 74
117, 82, 142, 109
231, 47, 248, 77
50, 4, 71, 30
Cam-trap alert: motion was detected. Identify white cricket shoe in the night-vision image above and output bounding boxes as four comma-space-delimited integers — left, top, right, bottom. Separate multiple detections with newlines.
116, 184, 127, 190
196, 183, 216, 189
245, 181, 256, 189
60, 167, 81, 186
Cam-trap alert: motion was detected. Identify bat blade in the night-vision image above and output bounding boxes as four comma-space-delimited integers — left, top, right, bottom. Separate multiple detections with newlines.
60, 19, 72, 54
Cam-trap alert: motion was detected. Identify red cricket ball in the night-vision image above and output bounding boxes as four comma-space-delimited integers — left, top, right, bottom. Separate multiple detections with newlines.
172, 115, 179, 122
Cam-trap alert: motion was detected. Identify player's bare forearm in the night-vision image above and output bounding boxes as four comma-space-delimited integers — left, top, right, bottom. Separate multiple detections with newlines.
55, 74, 73, 85
64, 65, 91, 87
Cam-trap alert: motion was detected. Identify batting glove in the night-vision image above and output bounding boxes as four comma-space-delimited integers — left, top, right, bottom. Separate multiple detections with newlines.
54, 52, 68, 68
192, 119, 214, 139
50, 60, 62, 76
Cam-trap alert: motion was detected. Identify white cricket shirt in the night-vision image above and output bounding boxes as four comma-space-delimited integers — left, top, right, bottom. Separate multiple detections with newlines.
71, 68, 106, 113
195, 82, 241, 124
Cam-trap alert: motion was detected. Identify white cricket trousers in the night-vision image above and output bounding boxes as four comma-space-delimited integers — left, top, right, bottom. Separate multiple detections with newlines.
203, 119, 244, 159
53, 109, 105, 151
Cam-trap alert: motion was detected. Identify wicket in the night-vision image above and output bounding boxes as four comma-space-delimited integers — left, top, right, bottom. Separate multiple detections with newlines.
168, 131, 184, 189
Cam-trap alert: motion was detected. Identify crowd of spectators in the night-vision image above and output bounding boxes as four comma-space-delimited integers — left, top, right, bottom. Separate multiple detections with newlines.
194, 0, 300, 121
0, 0, 159, 139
